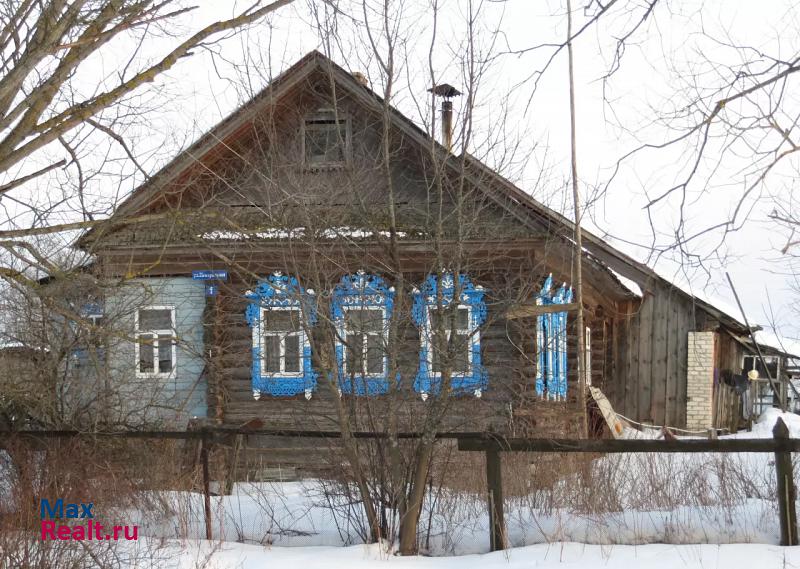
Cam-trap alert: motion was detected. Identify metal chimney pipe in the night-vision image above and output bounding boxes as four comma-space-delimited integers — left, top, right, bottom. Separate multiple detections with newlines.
428, 84, 462, 152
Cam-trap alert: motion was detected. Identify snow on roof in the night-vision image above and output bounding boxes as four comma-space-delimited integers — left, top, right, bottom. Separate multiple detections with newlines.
751, 328, 800, 359
199, 227, 408, 241
608, 268, 643, 297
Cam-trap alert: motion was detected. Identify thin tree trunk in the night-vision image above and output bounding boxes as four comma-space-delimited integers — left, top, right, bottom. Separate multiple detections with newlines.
398, 437, 435, 554
567, 0, 587, 436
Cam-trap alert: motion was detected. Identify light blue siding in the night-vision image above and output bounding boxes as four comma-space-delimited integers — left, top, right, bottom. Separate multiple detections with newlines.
105, 277, 207, 426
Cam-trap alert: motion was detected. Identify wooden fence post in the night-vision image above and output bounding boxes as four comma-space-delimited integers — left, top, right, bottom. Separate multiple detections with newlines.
201, 432, 213, 541
773, 417, 798, 546
485, 448, 506, 551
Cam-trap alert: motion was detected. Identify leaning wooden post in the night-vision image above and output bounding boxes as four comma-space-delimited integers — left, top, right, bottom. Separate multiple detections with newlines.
773, 417, 797, 546
201, 430, 213, 541
485, 447, 506, 551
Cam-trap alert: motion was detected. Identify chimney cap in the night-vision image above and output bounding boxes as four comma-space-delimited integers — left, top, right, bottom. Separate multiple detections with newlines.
351, 71, 369, 87
428, 84, 461, 99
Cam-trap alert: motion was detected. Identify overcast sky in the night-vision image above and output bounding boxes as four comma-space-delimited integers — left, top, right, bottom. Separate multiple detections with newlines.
6, 0, 798, 342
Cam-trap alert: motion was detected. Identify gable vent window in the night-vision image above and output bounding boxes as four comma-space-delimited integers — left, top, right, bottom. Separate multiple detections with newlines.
303, 111, 350, 167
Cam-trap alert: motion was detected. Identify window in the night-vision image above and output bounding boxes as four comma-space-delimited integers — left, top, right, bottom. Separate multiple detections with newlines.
743, 354, 781, 416
585, 326, 592, 387
135, 307, 175, 377
344, 307, 385, 376
332, 272, 394, 396
412, 273, 487, 396
429, 306, 471, 374
245, 273, 317, 398
534, 275, 571, 400
260, 308, 302, 375
303, 111, 350, 166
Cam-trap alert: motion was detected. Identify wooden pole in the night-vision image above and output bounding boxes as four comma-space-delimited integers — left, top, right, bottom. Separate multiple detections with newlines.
485, 448, 505, 551
566, 0, 587, 438
726, 272, 786, 411
773, 417, 797, 546
201, 433, 213, 541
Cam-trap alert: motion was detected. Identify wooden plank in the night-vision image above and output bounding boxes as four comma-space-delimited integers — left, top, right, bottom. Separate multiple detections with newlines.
665, 289, 679, 428
457, 437, 800, 453
774, 418, 798, 545
625, 301, 640, 421
675, 297, 690, 428
651, 286, 669, 425
504, 302, 579, 320
485, 449, 506, 551
637, 293, 654, 423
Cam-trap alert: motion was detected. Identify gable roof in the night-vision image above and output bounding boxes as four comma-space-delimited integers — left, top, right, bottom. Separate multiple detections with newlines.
80, 50, 748, 332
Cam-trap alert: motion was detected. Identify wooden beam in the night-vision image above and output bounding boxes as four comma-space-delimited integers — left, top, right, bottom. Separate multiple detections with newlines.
485, 449, 506, 551
457, 437, 800, 453
504, 302, 580, 320
774, 418, 798, 545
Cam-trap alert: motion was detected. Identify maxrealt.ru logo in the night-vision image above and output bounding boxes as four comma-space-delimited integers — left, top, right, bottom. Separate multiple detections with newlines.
40, 499, 138, 541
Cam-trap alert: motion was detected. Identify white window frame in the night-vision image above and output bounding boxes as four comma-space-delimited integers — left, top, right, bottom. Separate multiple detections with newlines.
425, 303, 477, 377
585, 326, 592, 386
134, 305, 176, 379
256, 306, 305, 378
341, 305, 387, 378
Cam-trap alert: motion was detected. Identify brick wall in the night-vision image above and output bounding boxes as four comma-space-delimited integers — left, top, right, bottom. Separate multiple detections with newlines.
686, 331, 715, 430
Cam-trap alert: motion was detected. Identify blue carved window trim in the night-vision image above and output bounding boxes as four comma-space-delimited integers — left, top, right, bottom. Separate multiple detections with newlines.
331, 272, 394, 396
245, 273, 317, 398
412, 273, 487, 396
535, 274, 572, 400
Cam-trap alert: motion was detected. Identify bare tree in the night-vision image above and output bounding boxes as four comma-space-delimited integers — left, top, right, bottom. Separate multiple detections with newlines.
0, 0, 300, 293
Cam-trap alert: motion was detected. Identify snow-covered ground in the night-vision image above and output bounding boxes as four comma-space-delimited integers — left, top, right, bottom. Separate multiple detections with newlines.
120, 540, 800, 569
4, 409, 800, 567
119, 409, 796, 556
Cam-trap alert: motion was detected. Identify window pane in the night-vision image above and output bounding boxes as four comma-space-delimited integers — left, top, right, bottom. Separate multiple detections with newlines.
345, 309, 382, 333
264, 310, 300, 332
366, 335, 383, 375
138, 334, 154, 373
431, 330, 442, 373
431, 307, 469, 331
138, 309, 171, 331
452, 332, 470, 373
285, 335, 300, 373
263, 335, 280, 373
305, 121, 346, 164
157, 334, 173, 373
456, 308, 470, 330
430, 308, 443, 332
345, 333, 363, 375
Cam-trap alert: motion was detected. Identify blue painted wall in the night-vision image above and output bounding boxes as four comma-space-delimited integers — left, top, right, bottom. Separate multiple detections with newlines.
104, 277, 207, 426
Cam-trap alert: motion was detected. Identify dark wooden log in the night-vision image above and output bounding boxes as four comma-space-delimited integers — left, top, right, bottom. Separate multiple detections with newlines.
504, 302, 579, 320
774, 418, 798, 546
485, 448, 505, 551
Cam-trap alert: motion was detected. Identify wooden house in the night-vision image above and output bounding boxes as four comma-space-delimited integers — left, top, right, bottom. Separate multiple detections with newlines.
73, 51, 775, 457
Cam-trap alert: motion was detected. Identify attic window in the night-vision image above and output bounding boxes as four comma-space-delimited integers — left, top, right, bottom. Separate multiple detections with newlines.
303, 111, 350, 167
